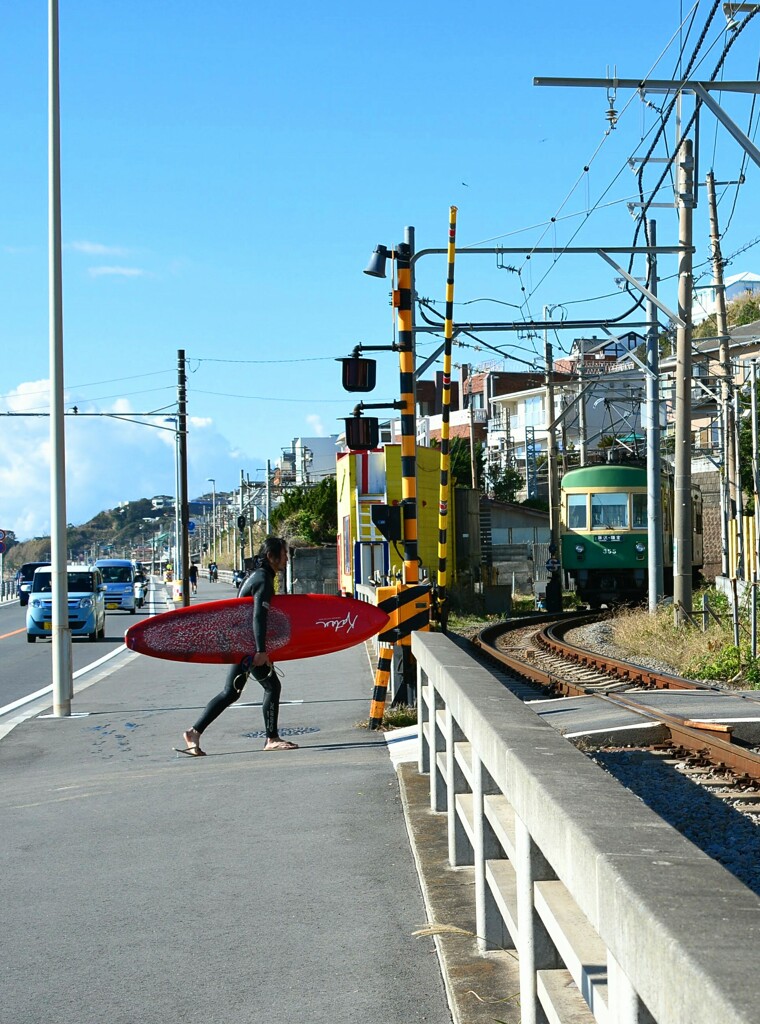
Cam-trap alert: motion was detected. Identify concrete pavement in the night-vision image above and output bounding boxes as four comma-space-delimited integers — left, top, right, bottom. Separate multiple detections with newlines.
1, 633, 453, 1024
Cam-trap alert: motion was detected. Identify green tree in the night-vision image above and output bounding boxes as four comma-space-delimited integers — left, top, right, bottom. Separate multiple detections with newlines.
489, 466, 524, 503
431, 436, 484, 488
270, 477, 338, 545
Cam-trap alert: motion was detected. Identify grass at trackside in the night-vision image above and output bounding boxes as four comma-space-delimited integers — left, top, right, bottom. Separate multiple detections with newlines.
447, 587, 760, 689
356, 704, 418, 731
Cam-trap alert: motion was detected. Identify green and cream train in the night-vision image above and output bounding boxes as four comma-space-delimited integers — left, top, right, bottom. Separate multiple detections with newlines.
560, 461, 703, 607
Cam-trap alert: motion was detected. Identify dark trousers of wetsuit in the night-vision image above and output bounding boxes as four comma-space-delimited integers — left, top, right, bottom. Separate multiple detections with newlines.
193, 661, 281, 739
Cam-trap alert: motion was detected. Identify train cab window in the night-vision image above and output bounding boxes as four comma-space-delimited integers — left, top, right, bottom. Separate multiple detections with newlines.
632, 493, 647, 528
591, 492, 629, 529
567, 494, 587, 529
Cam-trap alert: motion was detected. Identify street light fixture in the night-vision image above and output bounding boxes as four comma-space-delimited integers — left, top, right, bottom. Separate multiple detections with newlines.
207, 477, 216, 562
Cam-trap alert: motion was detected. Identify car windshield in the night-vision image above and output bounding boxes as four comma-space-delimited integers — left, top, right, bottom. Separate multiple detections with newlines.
32, 571, 95, 593
101, 566, 132, 583
21, 563, 48, 581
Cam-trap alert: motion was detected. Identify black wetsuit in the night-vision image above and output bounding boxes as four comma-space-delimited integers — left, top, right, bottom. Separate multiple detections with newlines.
192, 563, 281, 739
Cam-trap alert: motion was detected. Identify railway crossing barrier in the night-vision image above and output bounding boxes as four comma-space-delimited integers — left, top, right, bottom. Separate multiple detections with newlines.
412, 630, 760, 1024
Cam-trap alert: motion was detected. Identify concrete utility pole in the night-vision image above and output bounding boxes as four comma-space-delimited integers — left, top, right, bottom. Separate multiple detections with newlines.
751, 362, 760, 584
673, 139, 694, 619
706, 170, 735, 578
577, 338, 588, 466
49, 0, 72, 716
177, 350, 190, 607
544, 318, 562, 613
265, 459, 271, 534
646, 220, 665, 610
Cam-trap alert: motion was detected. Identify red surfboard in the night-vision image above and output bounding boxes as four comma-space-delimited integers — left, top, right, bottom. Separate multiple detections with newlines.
124, 594, 389, 665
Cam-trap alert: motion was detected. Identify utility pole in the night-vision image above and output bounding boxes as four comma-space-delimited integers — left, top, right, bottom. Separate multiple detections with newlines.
577, 339, 587, 466
751, 361, 760, 585
265, 459, 271, 533
733, 387, 746, 578
544, 319, 562, 613
467, 372, 478, 489
49, 0, 72, 716
707, 169, 735, 578
673, 138, 694, 620
177, 349, 190, 607
646, 220, 665, 610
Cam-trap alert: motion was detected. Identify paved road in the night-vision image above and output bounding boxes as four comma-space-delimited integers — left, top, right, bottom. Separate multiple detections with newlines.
0, 589, 450, 1024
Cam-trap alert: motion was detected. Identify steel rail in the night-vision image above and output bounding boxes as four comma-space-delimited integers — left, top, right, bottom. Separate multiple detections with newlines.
475, 614, 760, 784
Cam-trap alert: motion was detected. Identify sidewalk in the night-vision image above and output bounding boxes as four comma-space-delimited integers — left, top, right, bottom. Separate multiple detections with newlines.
1, 638, 452, 1024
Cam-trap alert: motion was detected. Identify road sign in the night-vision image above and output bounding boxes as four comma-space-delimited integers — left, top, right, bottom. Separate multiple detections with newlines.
187, 520, 196, 534
545, 557, 560, 573
0, 529, 5, 541
0, 542, 6, 555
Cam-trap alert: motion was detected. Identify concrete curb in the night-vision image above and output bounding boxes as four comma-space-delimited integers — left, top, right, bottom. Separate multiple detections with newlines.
397, 761, 522, 1024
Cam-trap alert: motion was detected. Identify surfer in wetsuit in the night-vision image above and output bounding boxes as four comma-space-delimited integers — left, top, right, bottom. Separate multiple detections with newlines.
180, 537, 298, 756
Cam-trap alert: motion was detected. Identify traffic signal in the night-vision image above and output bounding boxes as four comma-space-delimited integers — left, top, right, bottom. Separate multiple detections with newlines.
237, 515, 246, 530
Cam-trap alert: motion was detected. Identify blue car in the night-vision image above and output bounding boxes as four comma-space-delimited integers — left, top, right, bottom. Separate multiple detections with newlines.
95, 558, 137, 613
26, 566, 106, 643
15, 561, 51, 606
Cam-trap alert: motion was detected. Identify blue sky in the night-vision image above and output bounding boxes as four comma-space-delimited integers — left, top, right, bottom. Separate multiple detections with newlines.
2, 1, 760, 539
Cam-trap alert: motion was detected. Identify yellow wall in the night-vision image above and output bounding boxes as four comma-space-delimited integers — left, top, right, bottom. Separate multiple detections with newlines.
336, 445, 456, 592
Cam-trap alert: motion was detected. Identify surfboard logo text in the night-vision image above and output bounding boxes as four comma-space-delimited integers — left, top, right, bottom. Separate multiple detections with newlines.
315, 611, 358, 634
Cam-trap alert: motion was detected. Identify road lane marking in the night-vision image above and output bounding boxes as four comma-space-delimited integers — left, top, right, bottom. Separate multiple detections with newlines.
0, 644, 127, 718
0, 627, 25, 640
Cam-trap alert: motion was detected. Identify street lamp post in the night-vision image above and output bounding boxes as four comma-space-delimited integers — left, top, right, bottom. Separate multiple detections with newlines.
207, 478, 216, 562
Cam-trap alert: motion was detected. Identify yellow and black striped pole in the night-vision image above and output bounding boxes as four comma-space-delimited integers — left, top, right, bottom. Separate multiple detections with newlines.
395, 242, 419, 586
436, 207, 458, 628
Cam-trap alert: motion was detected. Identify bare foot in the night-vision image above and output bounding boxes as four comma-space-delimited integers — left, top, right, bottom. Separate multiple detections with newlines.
263, 738, 299, 751
182, 728, 206, 756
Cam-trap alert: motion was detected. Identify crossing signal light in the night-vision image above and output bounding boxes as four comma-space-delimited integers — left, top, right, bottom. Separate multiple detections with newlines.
237, 515, 246, 530
345, 415, 379, 451
339, 355, 376, 393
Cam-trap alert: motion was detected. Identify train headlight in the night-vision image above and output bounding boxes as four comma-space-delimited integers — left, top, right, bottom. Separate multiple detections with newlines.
574, 544, 585, 559
635, 542, 646, 554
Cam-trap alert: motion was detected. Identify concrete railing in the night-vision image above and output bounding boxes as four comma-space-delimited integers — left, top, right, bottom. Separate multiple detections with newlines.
412, 631, 760, 1024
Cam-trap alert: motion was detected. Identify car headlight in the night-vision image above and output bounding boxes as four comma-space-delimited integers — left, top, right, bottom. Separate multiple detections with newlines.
31, 598, 42, 608
635, 542, 646, 554
79, 597, 93, 610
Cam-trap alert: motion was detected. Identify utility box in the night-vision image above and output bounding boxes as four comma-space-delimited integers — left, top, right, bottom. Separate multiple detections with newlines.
483, 584, 512, 616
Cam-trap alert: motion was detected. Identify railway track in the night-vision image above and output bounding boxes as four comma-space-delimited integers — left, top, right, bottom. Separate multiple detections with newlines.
472, 611, 760, 793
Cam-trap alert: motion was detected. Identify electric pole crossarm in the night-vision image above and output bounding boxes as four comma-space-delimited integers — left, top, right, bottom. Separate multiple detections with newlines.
692, 84, 760, 169
534, 77, 760, 95
597, 251, 685, 326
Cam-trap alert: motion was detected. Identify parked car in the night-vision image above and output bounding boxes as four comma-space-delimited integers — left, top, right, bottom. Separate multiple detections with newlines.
94, 558, 136, 613
26, 566, 106, 643
15, 562, 51, 606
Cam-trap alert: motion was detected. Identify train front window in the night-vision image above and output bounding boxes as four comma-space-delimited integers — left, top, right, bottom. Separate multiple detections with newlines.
591, 492, 628, 529
567, 494, 587, 529
632, 493, 647, 528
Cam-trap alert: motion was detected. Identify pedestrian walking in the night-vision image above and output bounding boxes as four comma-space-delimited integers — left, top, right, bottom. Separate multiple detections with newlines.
188, 562, 198, 595
179, 537, 298, 755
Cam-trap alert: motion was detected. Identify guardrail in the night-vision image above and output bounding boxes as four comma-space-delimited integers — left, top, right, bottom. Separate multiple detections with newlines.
0, 580, 16, 604
412, 630, 760, 1024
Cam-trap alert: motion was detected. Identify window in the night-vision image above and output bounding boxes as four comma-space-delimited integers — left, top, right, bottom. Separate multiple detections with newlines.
632, 494, 647, 528
591, 492, 628, 529
524, 396, 543, 427
567, 494, 587, 529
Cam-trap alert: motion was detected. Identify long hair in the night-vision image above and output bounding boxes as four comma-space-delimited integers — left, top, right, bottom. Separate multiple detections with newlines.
253, 536, 287, 570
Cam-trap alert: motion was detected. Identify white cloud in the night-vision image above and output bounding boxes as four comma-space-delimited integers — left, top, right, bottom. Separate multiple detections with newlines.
306, 414, 326, 436
0, 380, 258, 541
69, 240, 129, 256
88, 266, 146, 278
